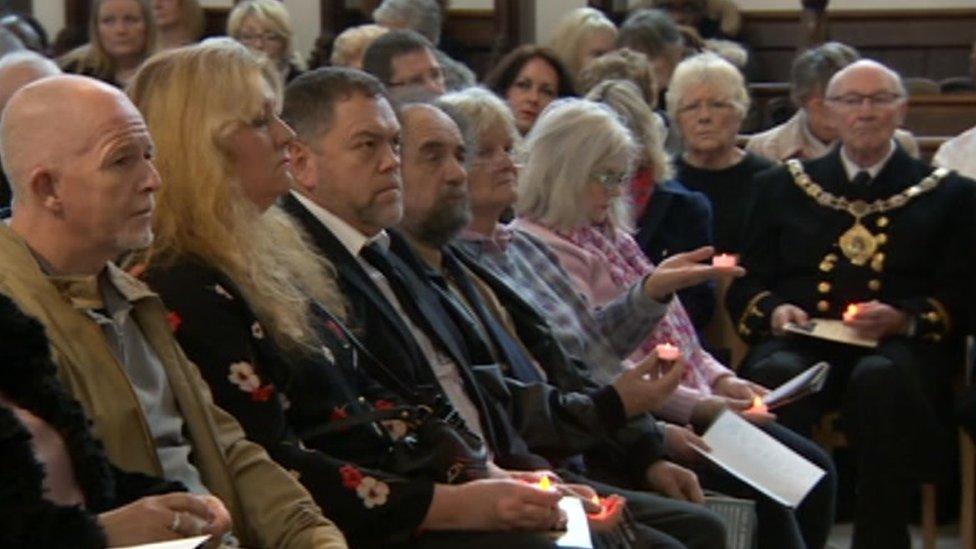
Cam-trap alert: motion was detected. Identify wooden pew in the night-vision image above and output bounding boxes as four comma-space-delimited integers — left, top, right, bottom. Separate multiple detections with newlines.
904, 94, 976, 137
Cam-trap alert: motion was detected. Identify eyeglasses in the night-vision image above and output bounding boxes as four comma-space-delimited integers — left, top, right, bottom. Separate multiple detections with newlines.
389, 67, 445, 89
592, 172, 629, 189
238, 32, 283, 45
825, 92, 904, 109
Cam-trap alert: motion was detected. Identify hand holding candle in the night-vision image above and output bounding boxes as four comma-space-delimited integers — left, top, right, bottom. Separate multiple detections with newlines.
585, 494, 626, 532
745, 395, 768, 415
655, 342, 680, 362
711, 253, 737, 268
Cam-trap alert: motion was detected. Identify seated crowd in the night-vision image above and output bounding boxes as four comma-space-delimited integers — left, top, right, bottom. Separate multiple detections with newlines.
1, 1, 975, 548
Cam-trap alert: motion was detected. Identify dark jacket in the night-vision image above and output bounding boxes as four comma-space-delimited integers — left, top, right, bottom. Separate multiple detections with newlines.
144, 257, 439, 546
0, 293, 183, 548
635, 179, 717, 333
281, 193, 550, 471
727, 145, 975, 346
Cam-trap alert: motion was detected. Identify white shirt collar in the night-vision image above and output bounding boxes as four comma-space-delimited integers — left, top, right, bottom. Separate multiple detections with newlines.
290, 190, 389, 256
839, 139, 897, 181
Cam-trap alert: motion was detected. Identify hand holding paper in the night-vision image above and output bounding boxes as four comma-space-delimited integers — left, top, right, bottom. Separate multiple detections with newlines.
693, 410, 826, 508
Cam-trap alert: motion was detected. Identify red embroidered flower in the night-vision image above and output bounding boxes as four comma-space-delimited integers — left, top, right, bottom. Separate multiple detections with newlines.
250, 384, 274, 402
329, 406, 349, 422
339, 464, 363, 490
324, 320, 345, 340
374, 399, 395, 410
166, 311, 182, 331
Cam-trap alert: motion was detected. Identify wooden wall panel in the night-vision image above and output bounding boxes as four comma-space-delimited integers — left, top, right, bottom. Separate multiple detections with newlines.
742, 9, 976, 82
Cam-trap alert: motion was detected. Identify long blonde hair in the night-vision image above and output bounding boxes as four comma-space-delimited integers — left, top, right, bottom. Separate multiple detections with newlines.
129, 39, 345, 351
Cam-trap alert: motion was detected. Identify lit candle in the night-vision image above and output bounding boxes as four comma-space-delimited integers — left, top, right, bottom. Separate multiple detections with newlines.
745, 395, 768, 415
712, 254, 737, 268
655, 342, 680, 362
843, 304, 858, 323
537, 476, 552, 491
587, 494, 622, 521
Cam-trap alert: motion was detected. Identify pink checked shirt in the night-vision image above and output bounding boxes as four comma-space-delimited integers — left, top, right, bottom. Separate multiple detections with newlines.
515, 218, 733, 424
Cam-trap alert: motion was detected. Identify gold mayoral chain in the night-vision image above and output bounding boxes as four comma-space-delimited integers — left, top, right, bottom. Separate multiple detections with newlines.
786, 159, 949, 266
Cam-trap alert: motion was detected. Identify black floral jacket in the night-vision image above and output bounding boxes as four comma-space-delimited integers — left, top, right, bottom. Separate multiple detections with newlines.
145, 257, 438, 546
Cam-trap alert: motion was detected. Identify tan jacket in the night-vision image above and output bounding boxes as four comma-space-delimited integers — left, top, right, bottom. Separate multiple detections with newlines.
745, 110, 920, 162
0, 225, 346, 549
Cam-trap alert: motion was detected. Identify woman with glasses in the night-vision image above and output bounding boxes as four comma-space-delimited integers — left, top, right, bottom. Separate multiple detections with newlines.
586, 80, 715, 338
513, 97, 836, 549
227, 0, 302, 84
60, 0, 155, 88
669, 52, 772, 254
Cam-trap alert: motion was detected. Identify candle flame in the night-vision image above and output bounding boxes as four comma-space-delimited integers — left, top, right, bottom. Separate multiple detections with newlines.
538, 476, 551, 491
591, 495, 601, 505
846, 304, 858, 316
752, 396, 763, 408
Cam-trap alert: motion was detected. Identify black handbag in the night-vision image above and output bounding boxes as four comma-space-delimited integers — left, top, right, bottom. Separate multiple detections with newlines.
303, 306, 491, 484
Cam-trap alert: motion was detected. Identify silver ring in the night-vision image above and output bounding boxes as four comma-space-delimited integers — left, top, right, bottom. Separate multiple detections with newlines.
169, 511, 182, 532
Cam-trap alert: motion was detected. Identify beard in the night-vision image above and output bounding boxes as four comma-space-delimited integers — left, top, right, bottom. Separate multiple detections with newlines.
412, 194, 472, 249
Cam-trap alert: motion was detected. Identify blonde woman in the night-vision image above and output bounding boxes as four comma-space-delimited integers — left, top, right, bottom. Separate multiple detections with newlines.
513, 98, 836, 549
131, 40, 564, 546
60, 0, 156, 87
152, 0, 204, 50
227, 0, 302, 83
129, 39, 450, 545
546, 7, 617, 81
330, 23, 388, 69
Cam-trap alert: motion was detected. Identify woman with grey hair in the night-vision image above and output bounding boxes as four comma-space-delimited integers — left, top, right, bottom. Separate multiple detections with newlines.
617, 8, 686, 102
373, 0, 442, 45
586, 80, 716, 335
515, 97, 836, 549
668, 52, 772, 254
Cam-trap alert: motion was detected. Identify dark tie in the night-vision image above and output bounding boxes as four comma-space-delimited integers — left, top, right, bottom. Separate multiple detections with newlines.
851, 171, 872, 186
360, 242, 429, 331
360, 241, 502, 449
440, 252, 545, 383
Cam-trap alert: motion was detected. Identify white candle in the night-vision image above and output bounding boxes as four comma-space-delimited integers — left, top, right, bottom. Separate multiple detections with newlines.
655, 342, 680, 361
712, 254, 737, 268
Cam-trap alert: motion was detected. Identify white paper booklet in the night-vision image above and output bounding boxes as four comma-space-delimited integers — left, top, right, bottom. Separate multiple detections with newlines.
695, 410, 826, 508
112, 535, 210, 549
762, 361, 831, 409
554, 496, 593, 548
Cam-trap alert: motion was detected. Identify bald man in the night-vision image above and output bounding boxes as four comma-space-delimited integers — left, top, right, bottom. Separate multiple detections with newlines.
728, 60, 976, 549
0, 50, 59, 207
0, 75, 346, 548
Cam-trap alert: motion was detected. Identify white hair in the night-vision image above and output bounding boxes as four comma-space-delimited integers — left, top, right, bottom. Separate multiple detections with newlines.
516, 98, 637, 232
665, 51, 749, 121
435, 86, 520, 155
